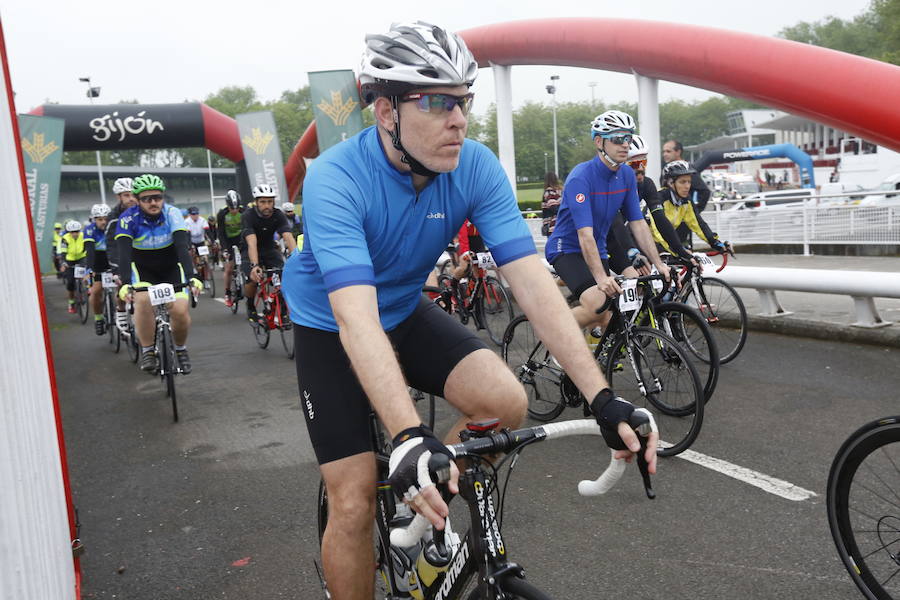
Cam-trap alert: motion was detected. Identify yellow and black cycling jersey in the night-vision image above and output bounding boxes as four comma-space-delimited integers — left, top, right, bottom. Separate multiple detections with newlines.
650, 188, 721, 253
58, 232, 87, 262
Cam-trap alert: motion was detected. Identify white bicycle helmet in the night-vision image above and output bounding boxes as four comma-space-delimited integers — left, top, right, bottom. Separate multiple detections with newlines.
91, 204, 112, 218
281, 202, 295, 212
627, 134, 648, 160
252, 184, 276, 199
112, 177, 133, 194
358, 21, 478, 103
65, 220, 82, 232
590, 110, 637, 138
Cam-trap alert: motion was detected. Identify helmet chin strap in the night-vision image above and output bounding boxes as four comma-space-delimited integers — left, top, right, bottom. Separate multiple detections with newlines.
597, 138, 625, 169
389, 96, 439, 178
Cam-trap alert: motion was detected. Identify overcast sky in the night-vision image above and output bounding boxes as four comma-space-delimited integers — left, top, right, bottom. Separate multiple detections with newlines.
2, 0, 871, 117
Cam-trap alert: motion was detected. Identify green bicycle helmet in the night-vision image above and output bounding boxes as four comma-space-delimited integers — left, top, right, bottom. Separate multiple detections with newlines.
132, 174, 166, 195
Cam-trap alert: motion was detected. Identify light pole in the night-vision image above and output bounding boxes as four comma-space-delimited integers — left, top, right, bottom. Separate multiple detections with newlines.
544, 152, 549, 174
79, 77, 107, 206
546, 75, 560, 175
588, 81, 597, 106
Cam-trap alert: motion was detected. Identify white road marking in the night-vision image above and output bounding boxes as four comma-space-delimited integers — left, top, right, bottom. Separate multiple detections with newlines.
213, 298, 226, 304
675, 447, 817, 501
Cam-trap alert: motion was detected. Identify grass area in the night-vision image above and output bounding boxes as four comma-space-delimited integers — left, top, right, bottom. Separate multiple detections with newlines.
516, 187, 543, 211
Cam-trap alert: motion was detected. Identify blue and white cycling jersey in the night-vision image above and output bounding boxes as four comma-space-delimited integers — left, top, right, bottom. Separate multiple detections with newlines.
83, 222, 107, 251
282, 126, 535, 332
545, 156, 643, 263
115, 203, 187, 251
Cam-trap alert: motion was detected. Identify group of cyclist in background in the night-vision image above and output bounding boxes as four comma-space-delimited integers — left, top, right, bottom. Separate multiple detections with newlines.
52, 175, 299, 375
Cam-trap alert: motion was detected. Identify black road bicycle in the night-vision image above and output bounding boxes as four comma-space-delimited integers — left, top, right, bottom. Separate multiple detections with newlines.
828, 416, 900, 600
503, 273, 704, 457
133, 282, 196, 423
316, 410, 655, 599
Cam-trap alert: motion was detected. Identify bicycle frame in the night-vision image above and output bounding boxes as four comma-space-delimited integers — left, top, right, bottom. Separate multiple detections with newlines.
256, 269, 288, 330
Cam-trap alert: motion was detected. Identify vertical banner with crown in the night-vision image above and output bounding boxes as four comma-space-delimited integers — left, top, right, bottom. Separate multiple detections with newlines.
18, 114, 65, 272
235, 111, 288, 205
309, 70, 364, 152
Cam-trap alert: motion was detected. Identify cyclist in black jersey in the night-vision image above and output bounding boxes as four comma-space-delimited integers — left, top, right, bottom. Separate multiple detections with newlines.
217, 190, 243, 308
242, 184, 295, 322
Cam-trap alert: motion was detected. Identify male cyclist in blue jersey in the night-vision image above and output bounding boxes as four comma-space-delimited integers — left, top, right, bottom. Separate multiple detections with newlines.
281, 22, 658, 600
83, 203, 112, 335
546, 111, 670, 331
115, 174, 201, 374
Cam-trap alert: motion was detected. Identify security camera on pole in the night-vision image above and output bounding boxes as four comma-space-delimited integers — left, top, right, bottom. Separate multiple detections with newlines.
78, 76, 107, 206
546, 75, 560, 175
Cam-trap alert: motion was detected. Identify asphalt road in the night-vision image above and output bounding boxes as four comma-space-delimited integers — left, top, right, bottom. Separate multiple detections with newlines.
45, 272, 899, 599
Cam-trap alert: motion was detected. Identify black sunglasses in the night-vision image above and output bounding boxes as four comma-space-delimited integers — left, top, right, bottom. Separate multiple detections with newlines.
138, 193, 164, 203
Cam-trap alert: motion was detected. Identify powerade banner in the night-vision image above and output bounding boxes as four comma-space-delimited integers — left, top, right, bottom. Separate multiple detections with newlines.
308, 70, 364, 151
236, 111, 288, 202
693, 143, 815, 188
38, 103, 204, 151
18, 114, 65, 271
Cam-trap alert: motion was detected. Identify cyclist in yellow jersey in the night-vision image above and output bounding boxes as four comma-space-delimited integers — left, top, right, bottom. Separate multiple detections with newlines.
651, 161, 733, 256
58, 220, 87, 313
52, 222, 63, 278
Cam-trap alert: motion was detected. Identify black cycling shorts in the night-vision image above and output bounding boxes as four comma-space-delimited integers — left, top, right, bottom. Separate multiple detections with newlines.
294, 296, 488, 465
240, 246, 283, 278
132, 249, 186, 287
92, 251, 110, 274
224, 236, 242, 257
551, 253, 610, 300
63, 259, 86, 291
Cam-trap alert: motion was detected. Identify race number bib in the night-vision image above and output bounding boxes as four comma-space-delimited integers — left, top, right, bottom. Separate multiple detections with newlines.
101, 272, 117, 289
618, 279, 640, 312
197, 245, 209, 256
234, 252, 242, 265
271, 273, 281, 287
74, 266, 87, 278
693, 252, 715, 267
475, 252, 496, 269
649, 265, 664, 292
148, 283, 176, 306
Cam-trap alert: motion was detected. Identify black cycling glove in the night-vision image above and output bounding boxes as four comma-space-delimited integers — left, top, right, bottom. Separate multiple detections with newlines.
589, 388, 637, 451
388, 425, 454, 501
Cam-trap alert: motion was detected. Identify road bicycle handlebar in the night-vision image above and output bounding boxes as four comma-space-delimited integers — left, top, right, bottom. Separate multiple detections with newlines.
390, 413, 657, 548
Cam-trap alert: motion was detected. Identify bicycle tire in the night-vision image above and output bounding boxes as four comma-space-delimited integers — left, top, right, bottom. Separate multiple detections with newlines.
205, 263, 216, 298
229, 277, 240, 314
252, 292, 270, 349
604, 327, 704, 457
77, 280, 88, 324
126, 321, 139, 363
688, 276, 747, 364
280, 324, 294, 359
157, 326, 178, 422
501, 315, 565, 421
105, 291, 117, 346
827, 417, 900, 600
477, 276, 514, 346
465, 575, 554, 599
649, 302, 720, 403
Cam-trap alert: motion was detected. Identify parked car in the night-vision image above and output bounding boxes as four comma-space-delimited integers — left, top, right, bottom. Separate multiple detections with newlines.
817, 182, 868, 206
726, 188, 816, 211
857, 173, 900, 207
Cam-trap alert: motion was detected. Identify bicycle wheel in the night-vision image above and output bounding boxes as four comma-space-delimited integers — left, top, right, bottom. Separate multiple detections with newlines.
76, 281, 88, 324
126, 320, 139, 363
687, 277, 747, 364
649, 302, 720, 403
476, 276, 514, 346
502, 315, 565, 421
317, 479, 397, 596
252, 294, 270, 349
465, 575, 554, 599
229, 278, 240, 314
604, 327, 704, 457
827, 417, 900, 600
157, 326, 178, 422
105, 292, 117, 346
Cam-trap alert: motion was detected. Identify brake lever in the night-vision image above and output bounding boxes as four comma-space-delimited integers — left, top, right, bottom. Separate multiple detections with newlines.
629, 410, 655, 500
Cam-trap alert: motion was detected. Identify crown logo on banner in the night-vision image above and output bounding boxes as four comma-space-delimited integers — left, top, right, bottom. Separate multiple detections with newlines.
21, 132, 60, 164
242, 127, 275, 155
317, 91, 358, 127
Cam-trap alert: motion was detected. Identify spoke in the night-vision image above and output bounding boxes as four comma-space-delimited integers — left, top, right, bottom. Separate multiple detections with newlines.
852, 480, 900, 515
881, 566, 900, 588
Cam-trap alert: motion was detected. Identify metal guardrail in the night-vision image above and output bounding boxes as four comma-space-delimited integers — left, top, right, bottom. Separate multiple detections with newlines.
709, 265, 900, 328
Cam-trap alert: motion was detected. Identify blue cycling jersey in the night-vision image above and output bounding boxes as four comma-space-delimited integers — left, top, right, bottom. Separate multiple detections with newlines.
115, 203, 187, 250
545, 156, 643, 263
83, 222, 107, 251
282, 126, 535, 332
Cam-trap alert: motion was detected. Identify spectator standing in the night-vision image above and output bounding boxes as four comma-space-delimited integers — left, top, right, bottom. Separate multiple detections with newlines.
541, 171, 562, 236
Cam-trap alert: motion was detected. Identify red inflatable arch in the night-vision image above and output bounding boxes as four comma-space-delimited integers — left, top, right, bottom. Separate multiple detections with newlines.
285, 18, 900, 199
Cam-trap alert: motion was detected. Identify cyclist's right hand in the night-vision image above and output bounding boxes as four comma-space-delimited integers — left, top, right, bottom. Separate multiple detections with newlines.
596, 275, 622, 299
388, 425, 459, 528
590, 389, 658, 474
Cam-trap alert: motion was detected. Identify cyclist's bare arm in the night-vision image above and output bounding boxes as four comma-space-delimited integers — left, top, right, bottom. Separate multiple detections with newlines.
281, 232, 297, 254
328, 284, 459, 521
627, 218, 670, 278
577, 226, 620, 297
500, 254, 657, 472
